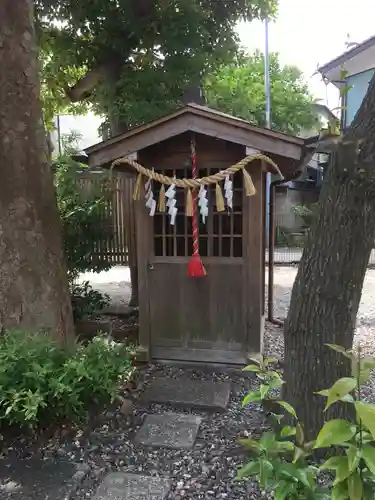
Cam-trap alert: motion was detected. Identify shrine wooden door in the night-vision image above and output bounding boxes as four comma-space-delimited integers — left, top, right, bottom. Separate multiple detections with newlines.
136, 158, 264, 365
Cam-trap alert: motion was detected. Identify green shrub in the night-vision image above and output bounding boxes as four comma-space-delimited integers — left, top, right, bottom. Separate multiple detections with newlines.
71, 281, 111, 322
0, 330, 135, 429
239, 347, 375, 499
54, 153, 114, 282
53, 132, 115, 321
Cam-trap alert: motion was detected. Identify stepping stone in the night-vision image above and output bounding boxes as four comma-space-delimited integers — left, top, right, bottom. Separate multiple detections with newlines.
93, 473, 171, 500
142, 377, 231, 411
0, 458, 88, 500
134, 413, 202, 450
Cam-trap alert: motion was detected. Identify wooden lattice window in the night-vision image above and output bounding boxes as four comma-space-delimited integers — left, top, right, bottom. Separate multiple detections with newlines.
153, 165, 243, 258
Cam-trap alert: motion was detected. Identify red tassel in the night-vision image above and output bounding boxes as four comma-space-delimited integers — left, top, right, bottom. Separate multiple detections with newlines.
187, 253, 207, 277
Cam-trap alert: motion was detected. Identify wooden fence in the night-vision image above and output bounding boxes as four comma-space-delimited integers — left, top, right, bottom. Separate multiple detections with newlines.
76, 171, 134, 267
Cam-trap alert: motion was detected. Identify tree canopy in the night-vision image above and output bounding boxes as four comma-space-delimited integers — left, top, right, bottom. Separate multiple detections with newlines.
205, 50, 318, 134
35, 0, 278, 130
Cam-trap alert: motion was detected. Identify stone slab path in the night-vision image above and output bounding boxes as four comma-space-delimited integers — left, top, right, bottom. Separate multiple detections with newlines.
92, 473, 171, 500
134, 413, 202, 450
91, 371, 239, 499
141, 378, 231, 412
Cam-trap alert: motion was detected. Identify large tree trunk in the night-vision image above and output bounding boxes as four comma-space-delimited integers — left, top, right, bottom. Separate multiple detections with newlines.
283, 75, 375, 439
0, 0, 75, 340
109, 116, 138, 307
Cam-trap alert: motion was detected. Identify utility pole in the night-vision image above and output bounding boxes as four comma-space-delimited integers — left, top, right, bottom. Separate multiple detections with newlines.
264, 18, 271, 246
264, 18, 271, 129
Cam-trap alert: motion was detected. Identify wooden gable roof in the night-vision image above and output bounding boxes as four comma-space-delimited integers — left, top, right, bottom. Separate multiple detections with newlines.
85, 104, 306, 169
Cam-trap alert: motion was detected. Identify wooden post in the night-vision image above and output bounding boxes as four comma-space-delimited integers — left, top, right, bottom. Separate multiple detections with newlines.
243, 160, 264, 354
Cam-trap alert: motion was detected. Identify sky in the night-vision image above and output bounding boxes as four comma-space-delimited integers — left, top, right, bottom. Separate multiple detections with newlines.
58, 0, 375, 150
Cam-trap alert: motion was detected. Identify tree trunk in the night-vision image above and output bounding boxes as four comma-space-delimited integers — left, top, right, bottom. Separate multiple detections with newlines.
108, 116, 138, 307
283, 74, 375, 439
0, 0, 75, 340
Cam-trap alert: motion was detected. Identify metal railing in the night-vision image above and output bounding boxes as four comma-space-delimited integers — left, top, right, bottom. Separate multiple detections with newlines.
270, 214, 375, 267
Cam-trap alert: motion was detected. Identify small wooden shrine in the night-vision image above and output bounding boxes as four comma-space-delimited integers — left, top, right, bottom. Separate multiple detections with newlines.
86, 104, 306, 365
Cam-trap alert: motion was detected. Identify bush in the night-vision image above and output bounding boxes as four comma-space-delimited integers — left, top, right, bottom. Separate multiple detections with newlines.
71, 281, 111, 322
239, 347, 375, 499
53, 132, 114, 284
54, 153, 114, 282
53, 132, 115, 321
0, 330, 135, 429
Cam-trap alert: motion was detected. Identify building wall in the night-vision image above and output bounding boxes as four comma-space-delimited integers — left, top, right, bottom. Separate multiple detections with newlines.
345, 68, 375, 126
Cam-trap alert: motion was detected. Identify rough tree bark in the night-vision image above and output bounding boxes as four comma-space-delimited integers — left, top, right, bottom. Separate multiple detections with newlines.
0, 0, 75, 339
283, 73, 375, 438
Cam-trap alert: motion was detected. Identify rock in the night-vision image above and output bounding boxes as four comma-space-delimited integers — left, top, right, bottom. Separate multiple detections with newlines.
238, 430, 249, 438
119, 399, 133, 417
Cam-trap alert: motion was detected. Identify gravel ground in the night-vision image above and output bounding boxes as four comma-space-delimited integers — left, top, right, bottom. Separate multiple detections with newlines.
68, 366, 270, 500
6, 266, 373, 499
264, 266, 375, 362
74, 266, 375, 499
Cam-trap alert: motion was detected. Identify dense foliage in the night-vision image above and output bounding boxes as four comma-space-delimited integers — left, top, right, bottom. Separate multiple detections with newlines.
71, 281, 110, 322
53, 133, 113, 319
54, 136, 113, 282
0, 330, 134, 428
95, 50, 318, 134
205, 51, 318, 134
39, 35, 88, 130
35, 0, 278, 130
239, 347, 375, 499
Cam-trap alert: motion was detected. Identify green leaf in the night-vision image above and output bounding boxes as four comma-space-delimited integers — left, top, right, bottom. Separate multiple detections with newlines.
339, 68, 349, 80
294, 468, 315, 489
260, 384, 269, 399
260, 431, 276, 450
355, 402, 375, 440
277, 400, 297, 418
248, 355, 263, 367
323, 378, 356, 411
339, 85, 353, 98
304, 440, 316, 451
293, 446, 306, 463
325, 344, 352, 358
263, 356, 278, 366
360, 356, 375, 371
242, 391, 261, 406
237, 438, 261, 453
355, 430, 373, 444
242, 364, 261, 373
236, 460, 260, 479
332, 481, 349, 500
275, 440, 294, 453
259, 459, 273, 488
348, 471, 363, 500
362, 444, 375, 475
358, 369, 371, 385
268, 377, 284, 390
346, 445, 360, 472
334, 458, 350, 486
316, 388, 354, 404
315, 419, 356, 449
320, 456, 347, 471
316, 389, 329, 397
274, 480, 296, 500
280, 425, 296, 438
340, 394, 355, 403
296, 421, 304, 445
